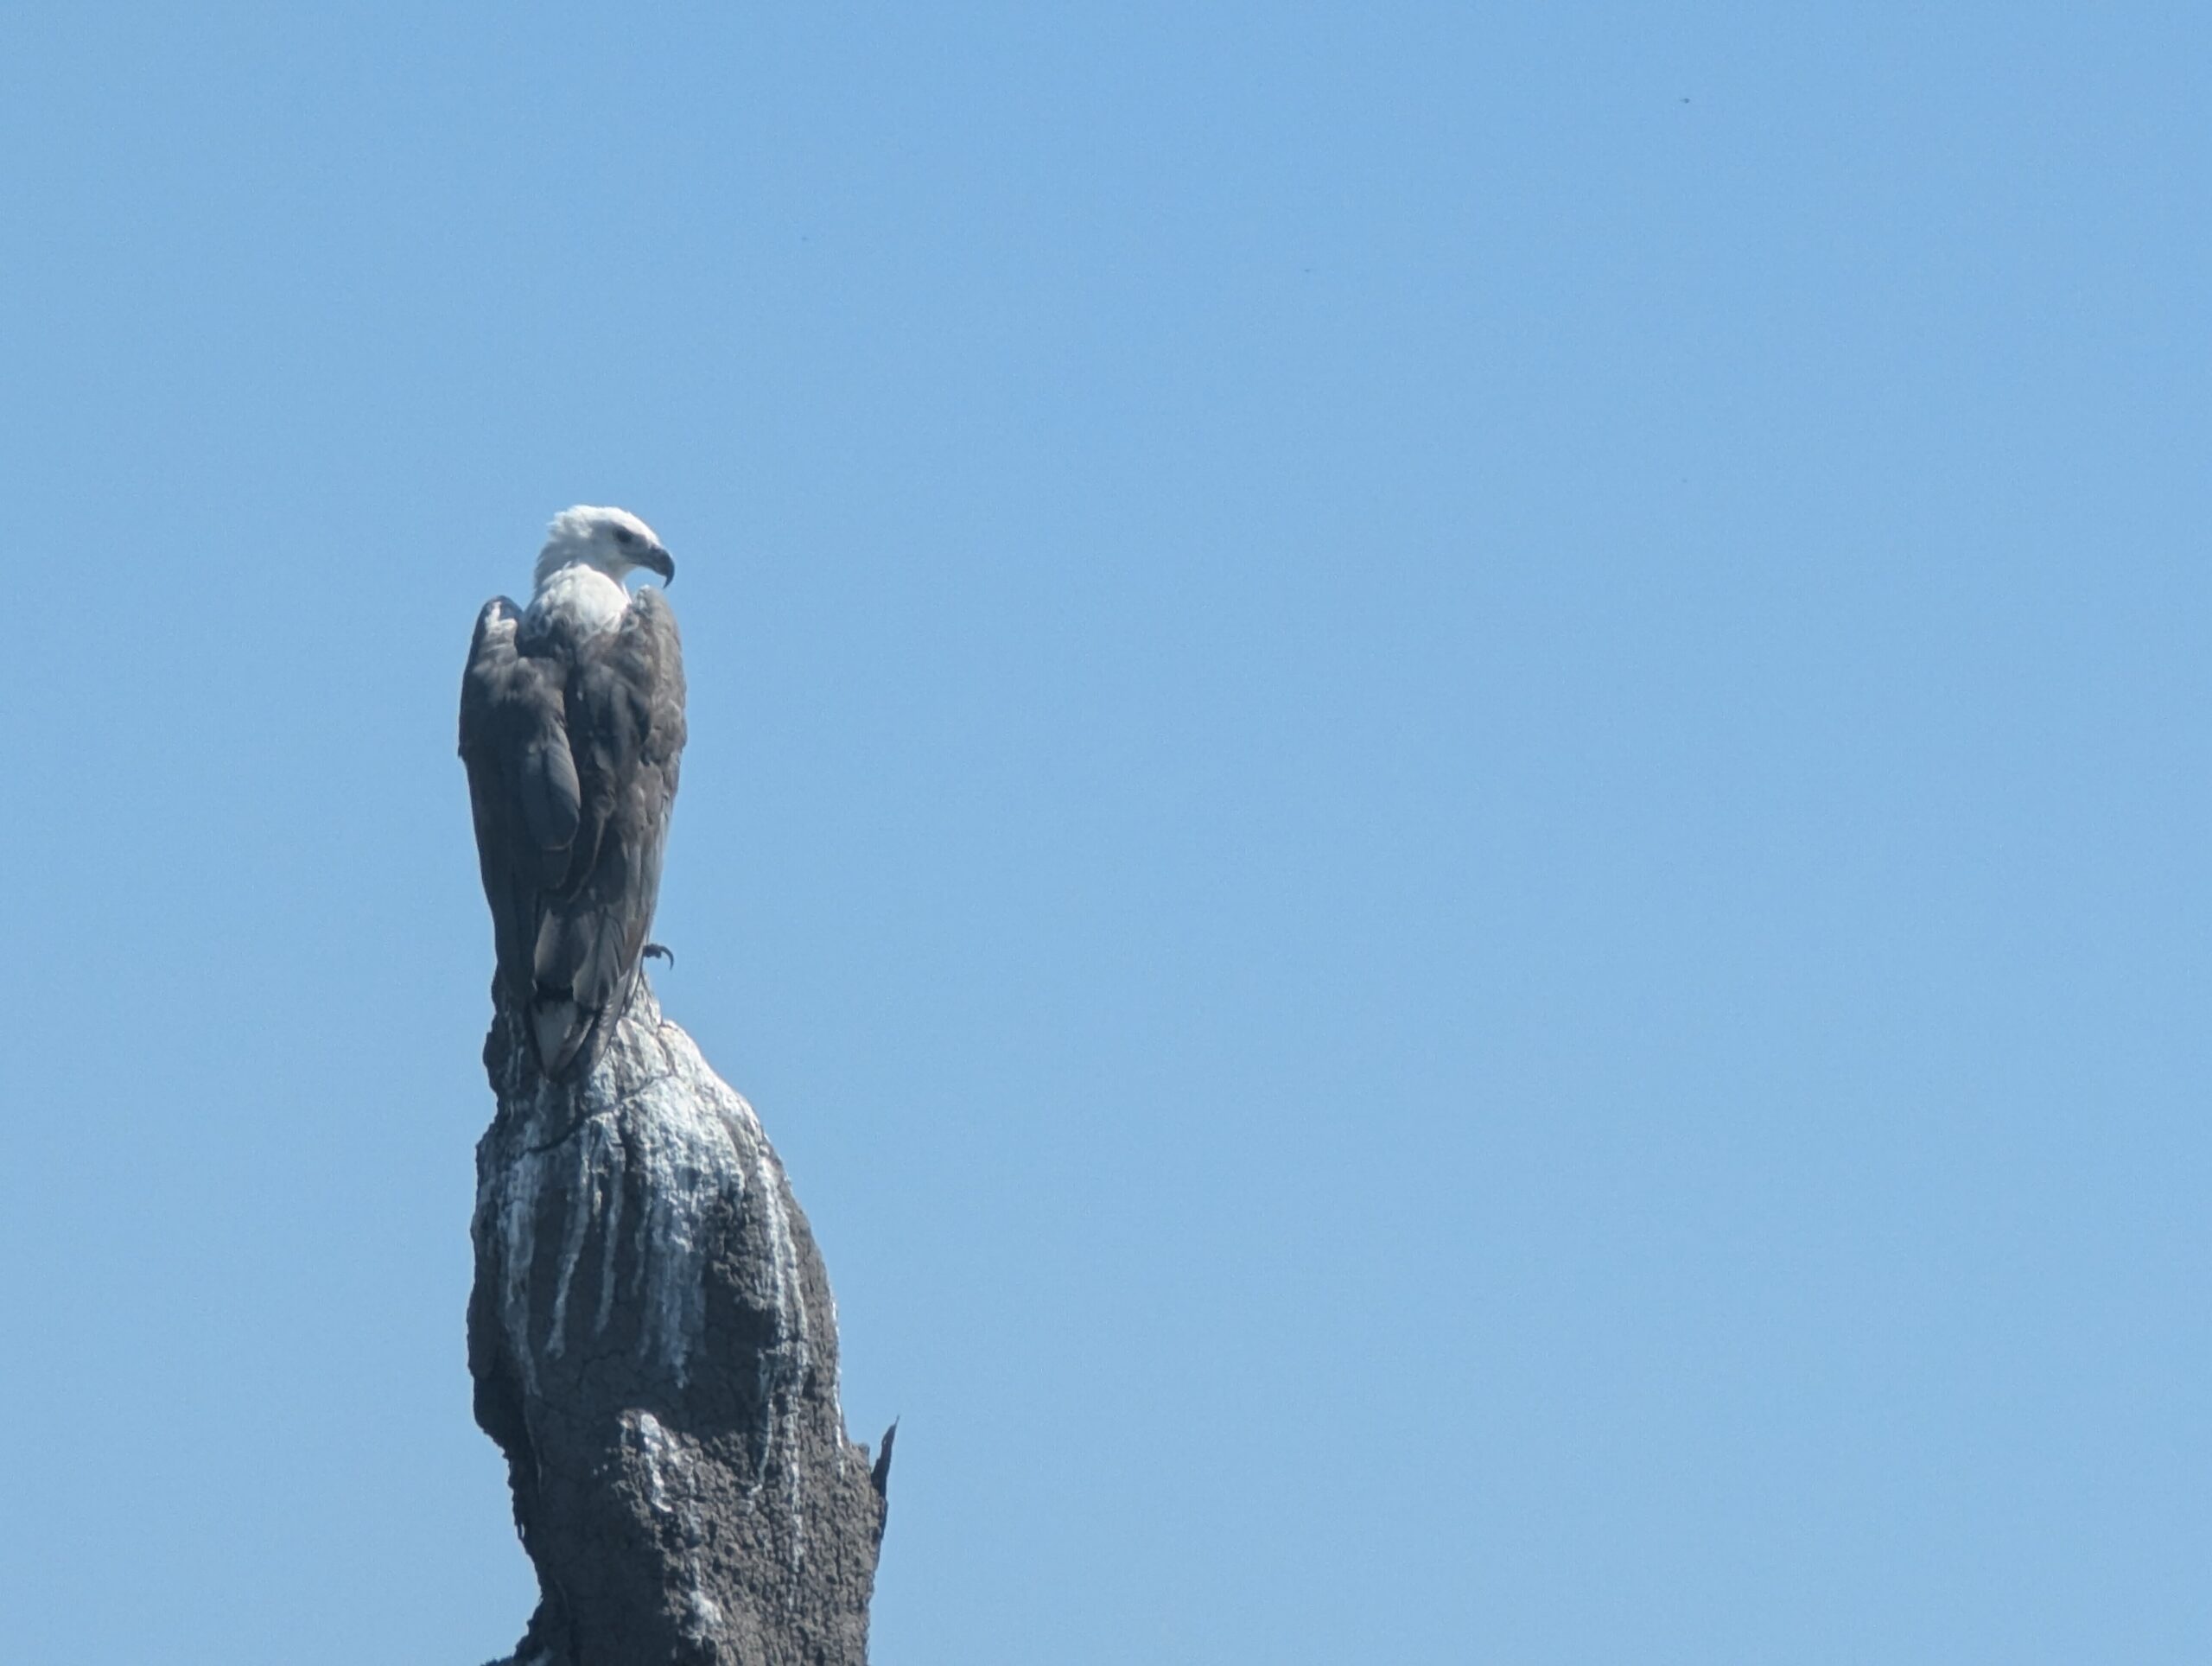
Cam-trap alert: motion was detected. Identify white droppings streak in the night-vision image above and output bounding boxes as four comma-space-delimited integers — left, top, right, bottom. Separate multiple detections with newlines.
625, 1408, 725, 1646
593, 1133, 626, 1339
544, 1121, 611, 1357
493, 1139, 547, 1397
632, 1408, 677, 1515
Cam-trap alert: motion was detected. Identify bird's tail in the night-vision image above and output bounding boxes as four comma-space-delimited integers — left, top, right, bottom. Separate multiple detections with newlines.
528, 992, 598, 1082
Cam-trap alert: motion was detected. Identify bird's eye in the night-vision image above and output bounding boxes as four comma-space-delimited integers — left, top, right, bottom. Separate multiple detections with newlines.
613, 526, 638, 547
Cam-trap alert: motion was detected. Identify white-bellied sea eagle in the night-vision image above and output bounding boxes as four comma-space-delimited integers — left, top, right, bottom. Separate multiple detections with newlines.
460, 506, 685, 1081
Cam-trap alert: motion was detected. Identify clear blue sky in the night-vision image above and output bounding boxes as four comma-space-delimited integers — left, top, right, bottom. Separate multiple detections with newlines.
3, 5, 2206, 1662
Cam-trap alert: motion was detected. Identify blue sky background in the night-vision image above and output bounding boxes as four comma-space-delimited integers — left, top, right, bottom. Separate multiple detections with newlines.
3, 4, 2208, 1661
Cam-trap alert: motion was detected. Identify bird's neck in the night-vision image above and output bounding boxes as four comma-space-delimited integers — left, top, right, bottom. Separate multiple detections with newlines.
528, 562, 629, 639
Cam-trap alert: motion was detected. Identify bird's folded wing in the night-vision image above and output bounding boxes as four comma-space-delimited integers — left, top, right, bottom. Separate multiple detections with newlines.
531, 587, 688, 1026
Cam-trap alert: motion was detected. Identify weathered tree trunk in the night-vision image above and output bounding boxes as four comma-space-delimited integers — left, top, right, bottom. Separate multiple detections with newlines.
469, 981, 888, 1666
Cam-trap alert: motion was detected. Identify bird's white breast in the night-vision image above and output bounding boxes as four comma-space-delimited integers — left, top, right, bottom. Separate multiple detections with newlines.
527, 564, 630, 639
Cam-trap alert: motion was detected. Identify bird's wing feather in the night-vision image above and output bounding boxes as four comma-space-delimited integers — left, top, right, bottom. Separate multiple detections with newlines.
518, 726, 582, 861
460, 597, 574, 1004
528, 587, 686, 1074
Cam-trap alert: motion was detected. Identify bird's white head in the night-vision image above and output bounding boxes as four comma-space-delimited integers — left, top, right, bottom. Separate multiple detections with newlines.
533, 505, 676, 592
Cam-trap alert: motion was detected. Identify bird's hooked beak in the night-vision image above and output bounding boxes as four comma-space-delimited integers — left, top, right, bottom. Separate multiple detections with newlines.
641, 544, 675, 584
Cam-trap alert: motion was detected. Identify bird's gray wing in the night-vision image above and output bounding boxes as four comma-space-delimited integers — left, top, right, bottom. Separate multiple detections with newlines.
459, 596, 583, 1008
530, 586, 686, 1076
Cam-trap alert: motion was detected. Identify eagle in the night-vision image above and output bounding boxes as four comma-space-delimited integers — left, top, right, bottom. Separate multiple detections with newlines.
460, 506, 686, 1081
